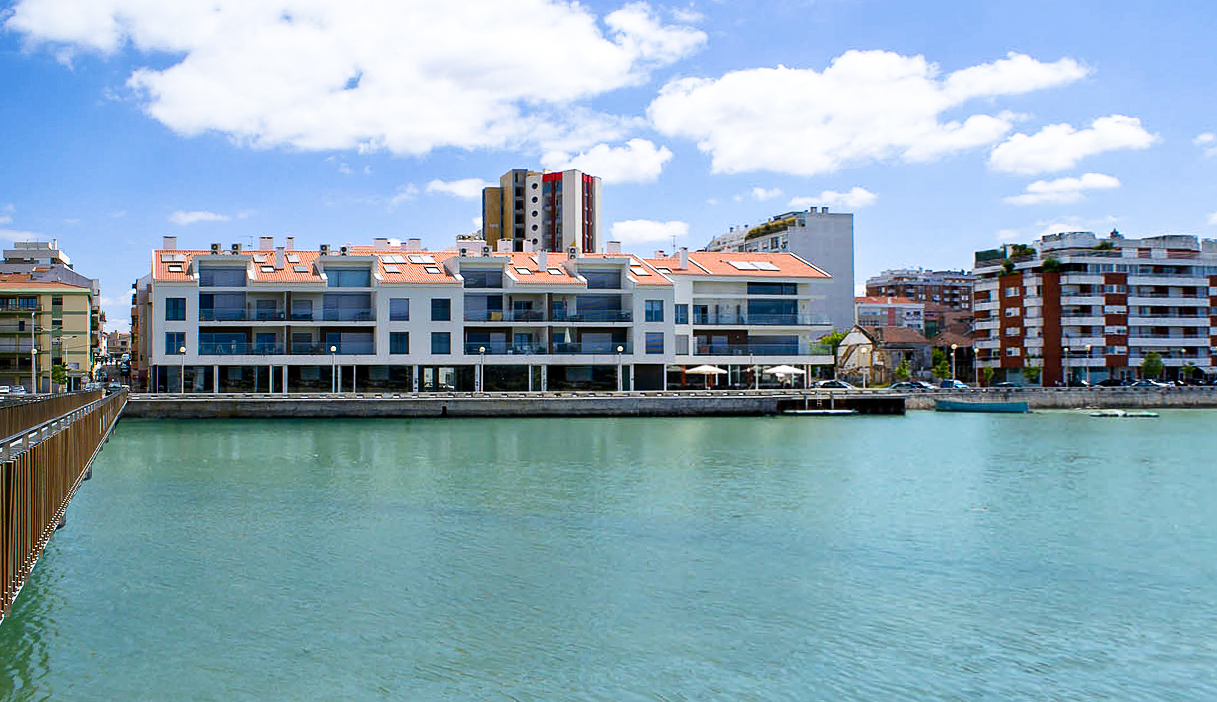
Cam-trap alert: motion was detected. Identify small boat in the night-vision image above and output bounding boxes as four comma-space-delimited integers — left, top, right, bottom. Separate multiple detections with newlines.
935, 399, 1029, 413
783, 408, 859, 416
1089, 409, 1159, 418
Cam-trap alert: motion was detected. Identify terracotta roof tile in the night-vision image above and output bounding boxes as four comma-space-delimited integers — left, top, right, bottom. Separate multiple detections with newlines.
855, 296, 920, 305
644, 251, 830, 279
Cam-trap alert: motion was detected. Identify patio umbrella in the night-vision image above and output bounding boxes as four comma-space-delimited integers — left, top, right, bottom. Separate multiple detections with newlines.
685, 364, 727, 389
763, 364, 806, 376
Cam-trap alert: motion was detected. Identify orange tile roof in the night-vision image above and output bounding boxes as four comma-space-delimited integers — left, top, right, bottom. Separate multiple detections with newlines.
855, 296, 920, 305
0, 274, 91, 290
501, 252, 583, 286
644, 251, 831, 279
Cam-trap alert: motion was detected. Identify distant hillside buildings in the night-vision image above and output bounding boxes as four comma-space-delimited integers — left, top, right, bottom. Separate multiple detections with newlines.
481, 169, 602, 254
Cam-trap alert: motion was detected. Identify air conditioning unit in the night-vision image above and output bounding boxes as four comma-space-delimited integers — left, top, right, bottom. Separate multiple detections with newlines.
481, 246, 491, 257
210, 243, 222, 255
319, 244, 330, 255
568, 246, 578, 258
231, 243, 242, 254
340, 245, 349, 256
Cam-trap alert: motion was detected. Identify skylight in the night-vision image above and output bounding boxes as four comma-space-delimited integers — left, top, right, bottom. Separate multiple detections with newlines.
286, 254, 301, 264
292, 264, 309, 273
515, 266, 533, 275
167, 264, 183, 273
260, 265, 275, 273
630, 266, 650, 276
547, 268, 563, 275
383, 264, 400, 273
253, 255, 267, 263
424, 265, 442, 274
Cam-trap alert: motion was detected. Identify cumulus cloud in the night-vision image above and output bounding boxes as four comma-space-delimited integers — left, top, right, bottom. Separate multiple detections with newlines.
1003, 173, 1120, 206
610, 219, 688, 244
425, 178, 492, 199
647, 50, 1088, 175
5, 0, 705, 156
389, 184, 420, 207
989, 115, 1158, 174
789, 187, 877, 209
751, 187, 783, 201
0, 228, 45, 242
168, 210, 230, 225
541, 138, 672, 183
1209, 212, 1217, 226
0, 204, 12, 225
1196, 133, 1217, 157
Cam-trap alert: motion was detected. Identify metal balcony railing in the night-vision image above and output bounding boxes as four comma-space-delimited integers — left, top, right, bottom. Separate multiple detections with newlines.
556, 311, 632, 323
464, 310, 547, 322
463, 342, 547, 355
692, 313, 830, 326
693, 343, 825, 357
552, 341, 633, 354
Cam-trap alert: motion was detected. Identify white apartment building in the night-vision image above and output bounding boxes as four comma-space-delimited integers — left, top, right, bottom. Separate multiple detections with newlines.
854, 296, 925, 331
135, 237, 838, 393
705, 207, 854, 333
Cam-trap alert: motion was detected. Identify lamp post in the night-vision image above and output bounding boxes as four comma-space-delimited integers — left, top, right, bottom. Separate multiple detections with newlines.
479, 346, 486, 393
30, 347, 37, 395
951, 343, 958, 381
1085, 344, 1092, 386
751, 352, 758, 390
330, 345, 337, 393
616, 345, 624, 392
1062, 346, 1069, 387
179, 345, 187, 393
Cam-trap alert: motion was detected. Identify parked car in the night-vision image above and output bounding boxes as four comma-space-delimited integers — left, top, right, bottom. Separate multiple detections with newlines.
1096, 378, 1131, 387
890, 381, 925, 390
105, 381, 123, 393
9, 385, 27, 395
938, 379, 970, 389
992, 381, 1023, 388
1066, 379, 1091, 387
1131, 379, 1171, 388
816, 379, 856, 389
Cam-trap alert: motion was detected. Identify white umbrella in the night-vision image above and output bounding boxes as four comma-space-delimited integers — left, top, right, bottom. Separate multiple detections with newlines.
763, 364, 805, 376
685, 364, 727, 389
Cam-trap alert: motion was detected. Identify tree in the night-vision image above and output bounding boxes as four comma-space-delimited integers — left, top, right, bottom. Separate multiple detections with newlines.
982, 367, 995, 386
1142, 352, 1164, 379
1001, 260, 1015, 274
1022, 366, 1042, 385
51, 363, 67, 386
818, 329, 848, 351
1041, 256, 1061, 273
931, 348, 950, 379
894, 358, 910, 381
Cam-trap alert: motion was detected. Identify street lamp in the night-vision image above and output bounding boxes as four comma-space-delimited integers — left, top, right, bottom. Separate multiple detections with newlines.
179, 345, 187, 393
950, 343, 958, 381
330, 345, 337, 393
1085, 344, 1092, 386
30, 347, 37, 395
1062, 346, 1069, 387
616, 345, 624, 392
478, 346, 486, 392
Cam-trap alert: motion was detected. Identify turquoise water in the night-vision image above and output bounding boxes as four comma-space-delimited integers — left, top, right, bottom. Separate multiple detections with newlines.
3, 412, 1216, 700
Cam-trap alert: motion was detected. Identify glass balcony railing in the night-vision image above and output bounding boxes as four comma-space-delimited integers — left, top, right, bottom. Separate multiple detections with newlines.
463, 342, 547, 355
321, 310, 375, 322
557, 310, 632, 322
199, 341, 377, 355
691, 313, 830, 326
553, 341, 632, 354
694, 343, 828, 357
464, 310, 547, 322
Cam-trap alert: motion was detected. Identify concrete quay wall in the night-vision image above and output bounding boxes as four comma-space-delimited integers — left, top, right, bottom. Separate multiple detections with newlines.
904, 386, 1217, 410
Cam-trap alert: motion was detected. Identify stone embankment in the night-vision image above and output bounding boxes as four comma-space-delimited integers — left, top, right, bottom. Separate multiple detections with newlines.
123, 390, 904, 418
903, 386, 1217, 410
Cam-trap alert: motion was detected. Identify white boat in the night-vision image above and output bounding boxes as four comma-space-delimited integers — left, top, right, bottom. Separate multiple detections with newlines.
1089, 409, 1159, 418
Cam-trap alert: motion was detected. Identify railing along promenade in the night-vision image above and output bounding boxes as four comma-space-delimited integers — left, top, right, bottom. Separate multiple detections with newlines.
1, 390, 127, 624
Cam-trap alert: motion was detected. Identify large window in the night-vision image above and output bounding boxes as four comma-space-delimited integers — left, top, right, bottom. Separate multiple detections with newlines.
431, 332, 451, 354
462, 268, 503, 288
390, 332, 409, 354
165, 332, 185, 355
747, 299, 797, 324
645, 299, 664, 322
645, 332, 664, 354
199, 268, 246, 287
431, 298, 451, 321
675, 304, 689, 325
583, 269, 621, 289
389, 298, 410, 321
322, 293, 373, 321
165, 297, 186, 321
327, 268, 371, 288
747, 282, 797, 296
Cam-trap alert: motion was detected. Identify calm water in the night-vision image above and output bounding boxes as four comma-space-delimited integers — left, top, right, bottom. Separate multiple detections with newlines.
2, 412, 1216, 701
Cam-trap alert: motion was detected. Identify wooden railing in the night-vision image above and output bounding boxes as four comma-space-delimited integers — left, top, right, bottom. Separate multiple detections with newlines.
0, 390, 102, 441
1, 390, 126, 623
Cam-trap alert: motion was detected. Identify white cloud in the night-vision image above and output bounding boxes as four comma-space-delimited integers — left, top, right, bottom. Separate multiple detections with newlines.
789, 186, 877, 209
168, 210, 230, 225
0, 228, 47, 242
751, 187, 783, 201
1209, 212, 1217, 226
425, 178, 492, 199
1003, 173, 1120, 206
1196, 133, 1217, 157
389, 184, 419, 207
0, 203, 13, 225
996, 229, 1021, 240
337, 163, 353, 175
989, 115, 1158, 174
647, 50, 1088, 175
609, 219, 688, 245
5, 0, 705, 156
541, 138, 672, 183
1033, 214, 1119, 238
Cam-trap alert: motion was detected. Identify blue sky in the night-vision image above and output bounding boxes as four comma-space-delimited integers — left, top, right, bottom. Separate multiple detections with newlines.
3, 0, 1216, 332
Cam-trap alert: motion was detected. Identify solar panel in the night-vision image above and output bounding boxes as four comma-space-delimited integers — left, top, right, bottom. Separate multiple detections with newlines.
159, 253, 186, 263
728, 261, 757, 270
424, 265, 442, 274
753, 261, 780, 271
286, 254, 301, 263
293, 265, 309, 273
630, 266, 650, 276
409, 254, 435, 264
253, 255, 267, 263
383, 264, 400, 273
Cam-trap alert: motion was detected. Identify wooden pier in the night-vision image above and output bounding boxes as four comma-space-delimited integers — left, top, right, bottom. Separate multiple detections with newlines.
1, 390, 127, 624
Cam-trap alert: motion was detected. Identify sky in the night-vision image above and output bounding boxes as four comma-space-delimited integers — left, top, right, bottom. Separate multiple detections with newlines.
2, 0, 1216, 332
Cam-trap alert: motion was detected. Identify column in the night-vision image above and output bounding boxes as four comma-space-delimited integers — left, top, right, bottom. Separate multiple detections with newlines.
282, 365, 288, 393
213, 365, 219, 393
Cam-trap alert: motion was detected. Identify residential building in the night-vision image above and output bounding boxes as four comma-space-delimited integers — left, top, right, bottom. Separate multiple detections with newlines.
645, 248, 835, 389
704, 207, 855, 333
105, 331, 131, 359
973, 230, 1217, 385
855, 296, 924, 331
481, 168, 602, 253
0, 273, 96, 391
865, 267, 974, 337
0, 239, 105, 363
836, 325, 932, 386
134, 235, 674, 393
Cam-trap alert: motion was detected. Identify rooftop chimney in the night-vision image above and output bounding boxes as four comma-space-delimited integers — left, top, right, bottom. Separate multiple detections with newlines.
162, 235, 177, 250
678, 247, 689, 270
606, 241, 622, 255
258, 236, 274, 250
405, 238, 422, 252
654, 249, 666, 258
373, 237, 390, 252
274, 246, 285, 270
285, 237, 295, 250
497, 240, 511, 253
537, 250, 548, 271
523, 239, 534, 253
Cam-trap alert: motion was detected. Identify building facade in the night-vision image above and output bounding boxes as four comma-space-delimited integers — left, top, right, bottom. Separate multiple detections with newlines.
132, 238, 836, 393
481, 168, 602, 253
855, 296, 924, 331
865, 267, 974, 337
0, 275, 95, 392
704, 207, 855, 333
973, 230, 1217, 385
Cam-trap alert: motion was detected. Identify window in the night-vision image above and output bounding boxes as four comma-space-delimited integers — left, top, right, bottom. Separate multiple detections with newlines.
390, 332, 409, 354
747, 282, 797, 295
675, 304, 689, 325
1004, 327, 1021, 336
165, 332, 185, 355
389, 298, 410, 321
165, 297, 186, 321
462, 269, 503, 288
645, 300, 664, 322
51, 296, 63, 307
583, 269, 622, 289
1004, 286, 1020, 297
431, 298, 451, 321
327, 268, 371, 288
645, 332, 664, 354
199, 267, 246, 287
1004, 307, 1021, 317
431, 332, 451, 354
1005, 347, 1021, 356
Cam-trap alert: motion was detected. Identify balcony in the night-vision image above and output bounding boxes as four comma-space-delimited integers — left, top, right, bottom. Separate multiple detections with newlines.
464, 310, 547, 322
555, 310, 632, 323
0, 303, 40, 313
321, 309, 375, 322
199, 341, 376, 355
693, 343, 827, 357
691, 313, 830, 326
552, 341, 633, 355
463, 342, 547, 355
200, 307, 286, 322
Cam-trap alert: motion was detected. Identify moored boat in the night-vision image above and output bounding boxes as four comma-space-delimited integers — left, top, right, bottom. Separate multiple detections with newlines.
935, 399, 1029, 413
